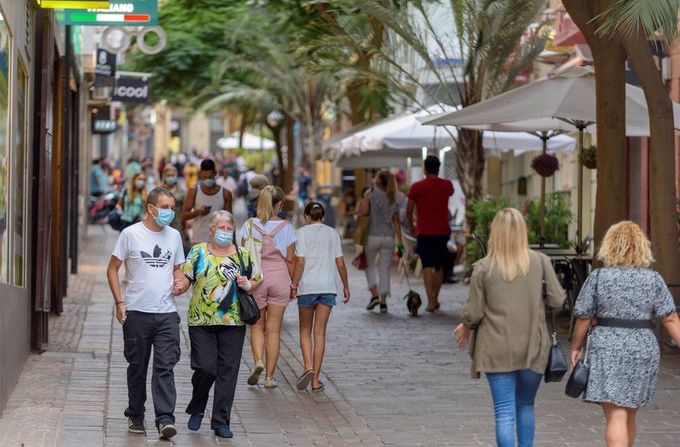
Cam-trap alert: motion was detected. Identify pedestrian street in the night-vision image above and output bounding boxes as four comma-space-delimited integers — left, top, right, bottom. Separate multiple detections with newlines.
0, 223, 679, 447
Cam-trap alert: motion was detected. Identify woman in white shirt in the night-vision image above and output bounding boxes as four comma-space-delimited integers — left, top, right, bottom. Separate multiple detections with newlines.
291, 202, 350, 392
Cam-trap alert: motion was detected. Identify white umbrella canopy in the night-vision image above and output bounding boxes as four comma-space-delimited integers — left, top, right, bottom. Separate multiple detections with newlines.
216, 132, 276, 151
337, 105, 575, 158
419, 65, 680, 135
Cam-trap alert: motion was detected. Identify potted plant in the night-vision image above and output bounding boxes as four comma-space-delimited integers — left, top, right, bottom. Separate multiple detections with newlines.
531, 153, 559, 177
580, 145, 597, 169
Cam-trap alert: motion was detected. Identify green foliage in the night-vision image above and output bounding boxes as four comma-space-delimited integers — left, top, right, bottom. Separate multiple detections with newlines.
464, 197, 508, 271
595, 0, 680, 48
124, 0, 254, 104
523, 194, 573, 248
464, 193, 574, 271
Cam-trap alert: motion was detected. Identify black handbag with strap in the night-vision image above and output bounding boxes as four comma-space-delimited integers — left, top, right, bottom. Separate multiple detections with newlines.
543, 258, 569, 383
235, 247, 260, 325
565, 269, 600, 398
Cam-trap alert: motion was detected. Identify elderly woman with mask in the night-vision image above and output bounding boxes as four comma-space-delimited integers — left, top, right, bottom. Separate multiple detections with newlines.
176, 210, 259, 439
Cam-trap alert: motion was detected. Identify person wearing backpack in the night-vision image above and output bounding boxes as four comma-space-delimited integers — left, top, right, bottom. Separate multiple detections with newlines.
240, 186, 296, 388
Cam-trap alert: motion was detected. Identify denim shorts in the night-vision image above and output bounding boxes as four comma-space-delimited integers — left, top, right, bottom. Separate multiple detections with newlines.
297, 294, 337, 308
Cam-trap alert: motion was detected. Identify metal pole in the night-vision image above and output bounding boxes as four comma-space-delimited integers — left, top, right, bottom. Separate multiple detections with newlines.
539, 134, 547, 248
576, 123, 585, 249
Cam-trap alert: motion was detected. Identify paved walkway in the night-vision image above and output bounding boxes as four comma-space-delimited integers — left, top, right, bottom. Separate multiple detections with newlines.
1, 216, 680, 446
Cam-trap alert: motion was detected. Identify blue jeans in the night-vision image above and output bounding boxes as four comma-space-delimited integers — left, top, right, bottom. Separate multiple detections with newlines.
486, 369, 543, 447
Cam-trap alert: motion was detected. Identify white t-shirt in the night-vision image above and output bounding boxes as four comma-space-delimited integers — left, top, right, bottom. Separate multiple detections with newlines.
112, 222, 185, 313
295, 223, 343, 295
240, 218, 296, 258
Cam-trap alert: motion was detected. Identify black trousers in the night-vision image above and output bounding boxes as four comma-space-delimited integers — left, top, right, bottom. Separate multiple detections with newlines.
186, 325, 246, 429
122, 311, 181, 426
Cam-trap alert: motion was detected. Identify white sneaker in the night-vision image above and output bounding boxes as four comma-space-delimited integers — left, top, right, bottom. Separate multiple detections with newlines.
264, 377, 278, 388
247, 360, 265, 386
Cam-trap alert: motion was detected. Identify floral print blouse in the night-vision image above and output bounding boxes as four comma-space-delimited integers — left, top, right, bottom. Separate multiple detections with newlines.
183, 243, 253, 326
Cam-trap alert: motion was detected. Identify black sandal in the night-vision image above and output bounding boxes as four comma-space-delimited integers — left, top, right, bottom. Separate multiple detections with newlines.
311, 382, 325, 392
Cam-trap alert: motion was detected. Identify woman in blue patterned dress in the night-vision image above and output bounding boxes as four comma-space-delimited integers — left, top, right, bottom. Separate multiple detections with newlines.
571, 221, 680, 447
175, 210, 260, 439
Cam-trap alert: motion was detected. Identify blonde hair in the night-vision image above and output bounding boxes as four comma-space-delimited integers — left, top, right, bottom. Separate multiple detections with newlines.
483, 208, 530, 282
597, 221, 653, 267
256, 185, 285, 224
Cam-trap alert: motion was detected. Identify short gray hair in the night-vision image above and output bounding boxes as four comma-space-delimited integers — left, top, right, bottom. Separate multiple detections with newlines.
147, 187, 174, 206
208, 210, 234, 228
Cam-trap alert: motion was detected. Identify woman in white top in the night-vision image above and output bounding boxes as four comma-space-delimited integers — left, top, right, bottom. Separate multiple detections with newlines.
240, 186, 296, 389
291, 202, 350, 392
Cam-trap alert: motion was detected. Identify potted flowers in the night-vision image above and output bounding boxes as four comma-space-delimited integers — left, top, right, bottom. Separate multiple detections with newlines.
579, 145, 597, 169
531, 153, 559, 177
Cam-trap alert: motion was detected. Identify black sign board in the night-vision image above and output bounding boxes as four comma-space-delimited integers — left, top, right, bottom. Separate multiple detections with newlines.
112, 76, 150, 104
94, 49, 116, 86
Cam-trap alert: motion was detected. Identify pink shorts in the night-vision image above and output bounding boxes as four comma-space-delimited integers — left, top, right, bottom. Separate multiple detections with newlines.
252, 261, 291, 309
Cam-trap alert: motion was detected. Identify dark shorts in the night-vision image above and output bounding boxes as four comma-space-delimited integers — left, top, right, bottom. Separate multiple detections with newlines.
416, 234, 450, 269
297, 294, 337, 308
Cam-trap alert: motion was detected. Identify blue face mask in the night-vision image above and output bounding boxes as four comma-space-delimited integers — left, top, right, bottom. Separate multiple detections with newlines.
277, 210, 286, 219
165, 176, 177, 185
214, 230, 233, 247
203, 178, 216, 187
152, 206, 175, 227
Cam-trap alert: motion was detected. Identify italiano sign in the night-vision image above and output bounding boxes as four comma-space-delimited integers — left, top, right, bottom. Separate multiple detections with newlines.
65, 0, 158, 26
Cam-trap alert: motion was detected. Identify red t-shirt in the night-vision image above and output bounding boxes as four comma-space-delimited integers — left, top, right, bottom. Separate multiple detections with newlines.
407, 176, 454, 236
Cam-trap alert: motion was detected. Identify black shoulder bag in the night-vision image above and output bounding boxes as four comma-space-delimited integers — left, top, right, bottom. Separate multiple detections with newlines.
565, 269, 599, 397
543, 257, 569, 383
235, 247, 261, 325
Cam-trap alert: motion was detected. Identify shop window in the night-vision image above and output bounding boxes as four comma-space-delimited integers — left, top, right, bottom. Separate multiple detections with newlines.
13, 60, 27, 287
0, 14, 9, 284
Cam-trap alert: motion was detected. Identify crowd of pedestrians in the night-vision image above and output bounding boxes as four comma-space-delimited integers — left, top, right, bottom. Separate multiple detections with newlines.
100, 152, 680, 446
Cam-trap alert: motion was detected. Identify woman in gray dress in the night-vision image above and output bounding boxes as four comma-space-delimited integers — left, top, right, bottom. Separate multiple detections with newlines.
571, 221, 680, 447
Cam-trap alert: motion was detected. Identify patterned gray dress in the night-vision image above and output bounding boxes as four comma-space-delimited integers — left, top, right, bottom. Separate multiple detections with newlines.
573, 266, 676, 407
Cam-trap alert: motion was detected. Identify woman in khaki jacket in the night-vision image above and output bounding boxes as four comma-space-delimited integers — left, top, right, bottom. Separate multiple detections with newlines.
454, 208, 565, 447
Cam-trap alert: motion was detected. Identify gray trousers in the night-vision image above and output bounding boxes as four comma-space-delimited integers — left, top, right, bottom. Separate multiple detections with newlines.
364, 235, 395, 297
123, 311, 181, 426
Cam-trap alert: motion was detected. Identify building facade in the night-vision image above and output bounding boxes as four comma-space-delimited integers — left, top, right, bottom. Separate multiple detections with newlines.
0, 0, 85, 414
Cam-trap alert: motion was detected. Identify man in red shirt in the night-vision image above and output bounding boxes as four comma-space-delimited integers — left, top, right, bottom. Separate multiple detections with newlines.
406, 155, 454, 312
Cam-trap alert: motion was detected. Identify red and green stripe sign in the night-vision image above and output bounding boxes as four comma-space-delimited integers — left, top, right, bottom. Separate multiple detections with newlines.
65, 0, 158, 26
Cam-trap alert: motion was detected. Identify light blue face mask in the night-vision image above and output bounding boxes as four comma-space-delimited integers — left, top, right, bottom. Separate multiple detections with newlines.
165, 176, 177, 185
214, 230, 233, 247
203, 178, 216, 187
152, 205, 175, 227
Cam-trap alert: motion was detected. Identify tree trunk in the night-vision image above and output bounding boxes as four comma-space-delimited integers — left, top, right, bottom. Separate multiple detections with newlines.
283, 119, 295, 194
562, 0, 628, 259
456, 127, 485, 235
265, 121, 285, 188
624, 34, 680, 302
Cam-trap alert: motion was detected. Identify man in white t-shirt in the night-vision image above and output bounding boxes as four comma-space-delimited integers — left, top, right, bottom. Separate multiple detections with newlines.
107, 187, 186, 440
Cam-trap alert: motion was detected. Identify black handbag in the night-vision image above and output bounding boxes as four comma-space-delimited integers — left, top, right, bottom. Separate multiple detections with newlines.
235, 247, 260, 325
565, 333, 590, 398
565, 269, 599, 397
542, 259, 568, 383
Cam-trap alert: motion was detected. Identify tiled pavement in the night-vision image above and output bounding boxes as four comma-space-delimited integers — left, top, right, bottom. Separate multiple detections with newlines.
1, 211, 680, 446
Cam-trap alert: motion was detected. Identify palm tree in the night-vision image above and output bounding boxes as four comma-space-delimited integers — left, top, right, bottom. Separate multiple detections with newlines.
562, 0, 680, 301
351, 0, 548, 229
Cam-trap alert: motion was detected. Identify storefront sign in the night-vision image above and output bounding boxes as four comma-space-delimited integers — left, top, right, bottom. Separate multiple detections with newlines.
92, 119, 117, 134
94, 49, 116, 87
64, 0, 158, 26
112, 76, 150, 104
37, 0, 110, 8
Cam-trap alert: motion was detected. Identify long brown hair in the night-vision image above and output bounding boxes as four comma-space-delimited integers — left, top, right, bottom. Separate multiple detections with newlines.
376, 170, 395, 205
128, 172, 148, 203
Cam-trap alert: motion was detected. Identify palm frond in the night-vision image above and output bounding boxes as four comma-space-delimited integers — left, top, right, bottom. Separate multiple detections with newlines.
595, 0, 680, 46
